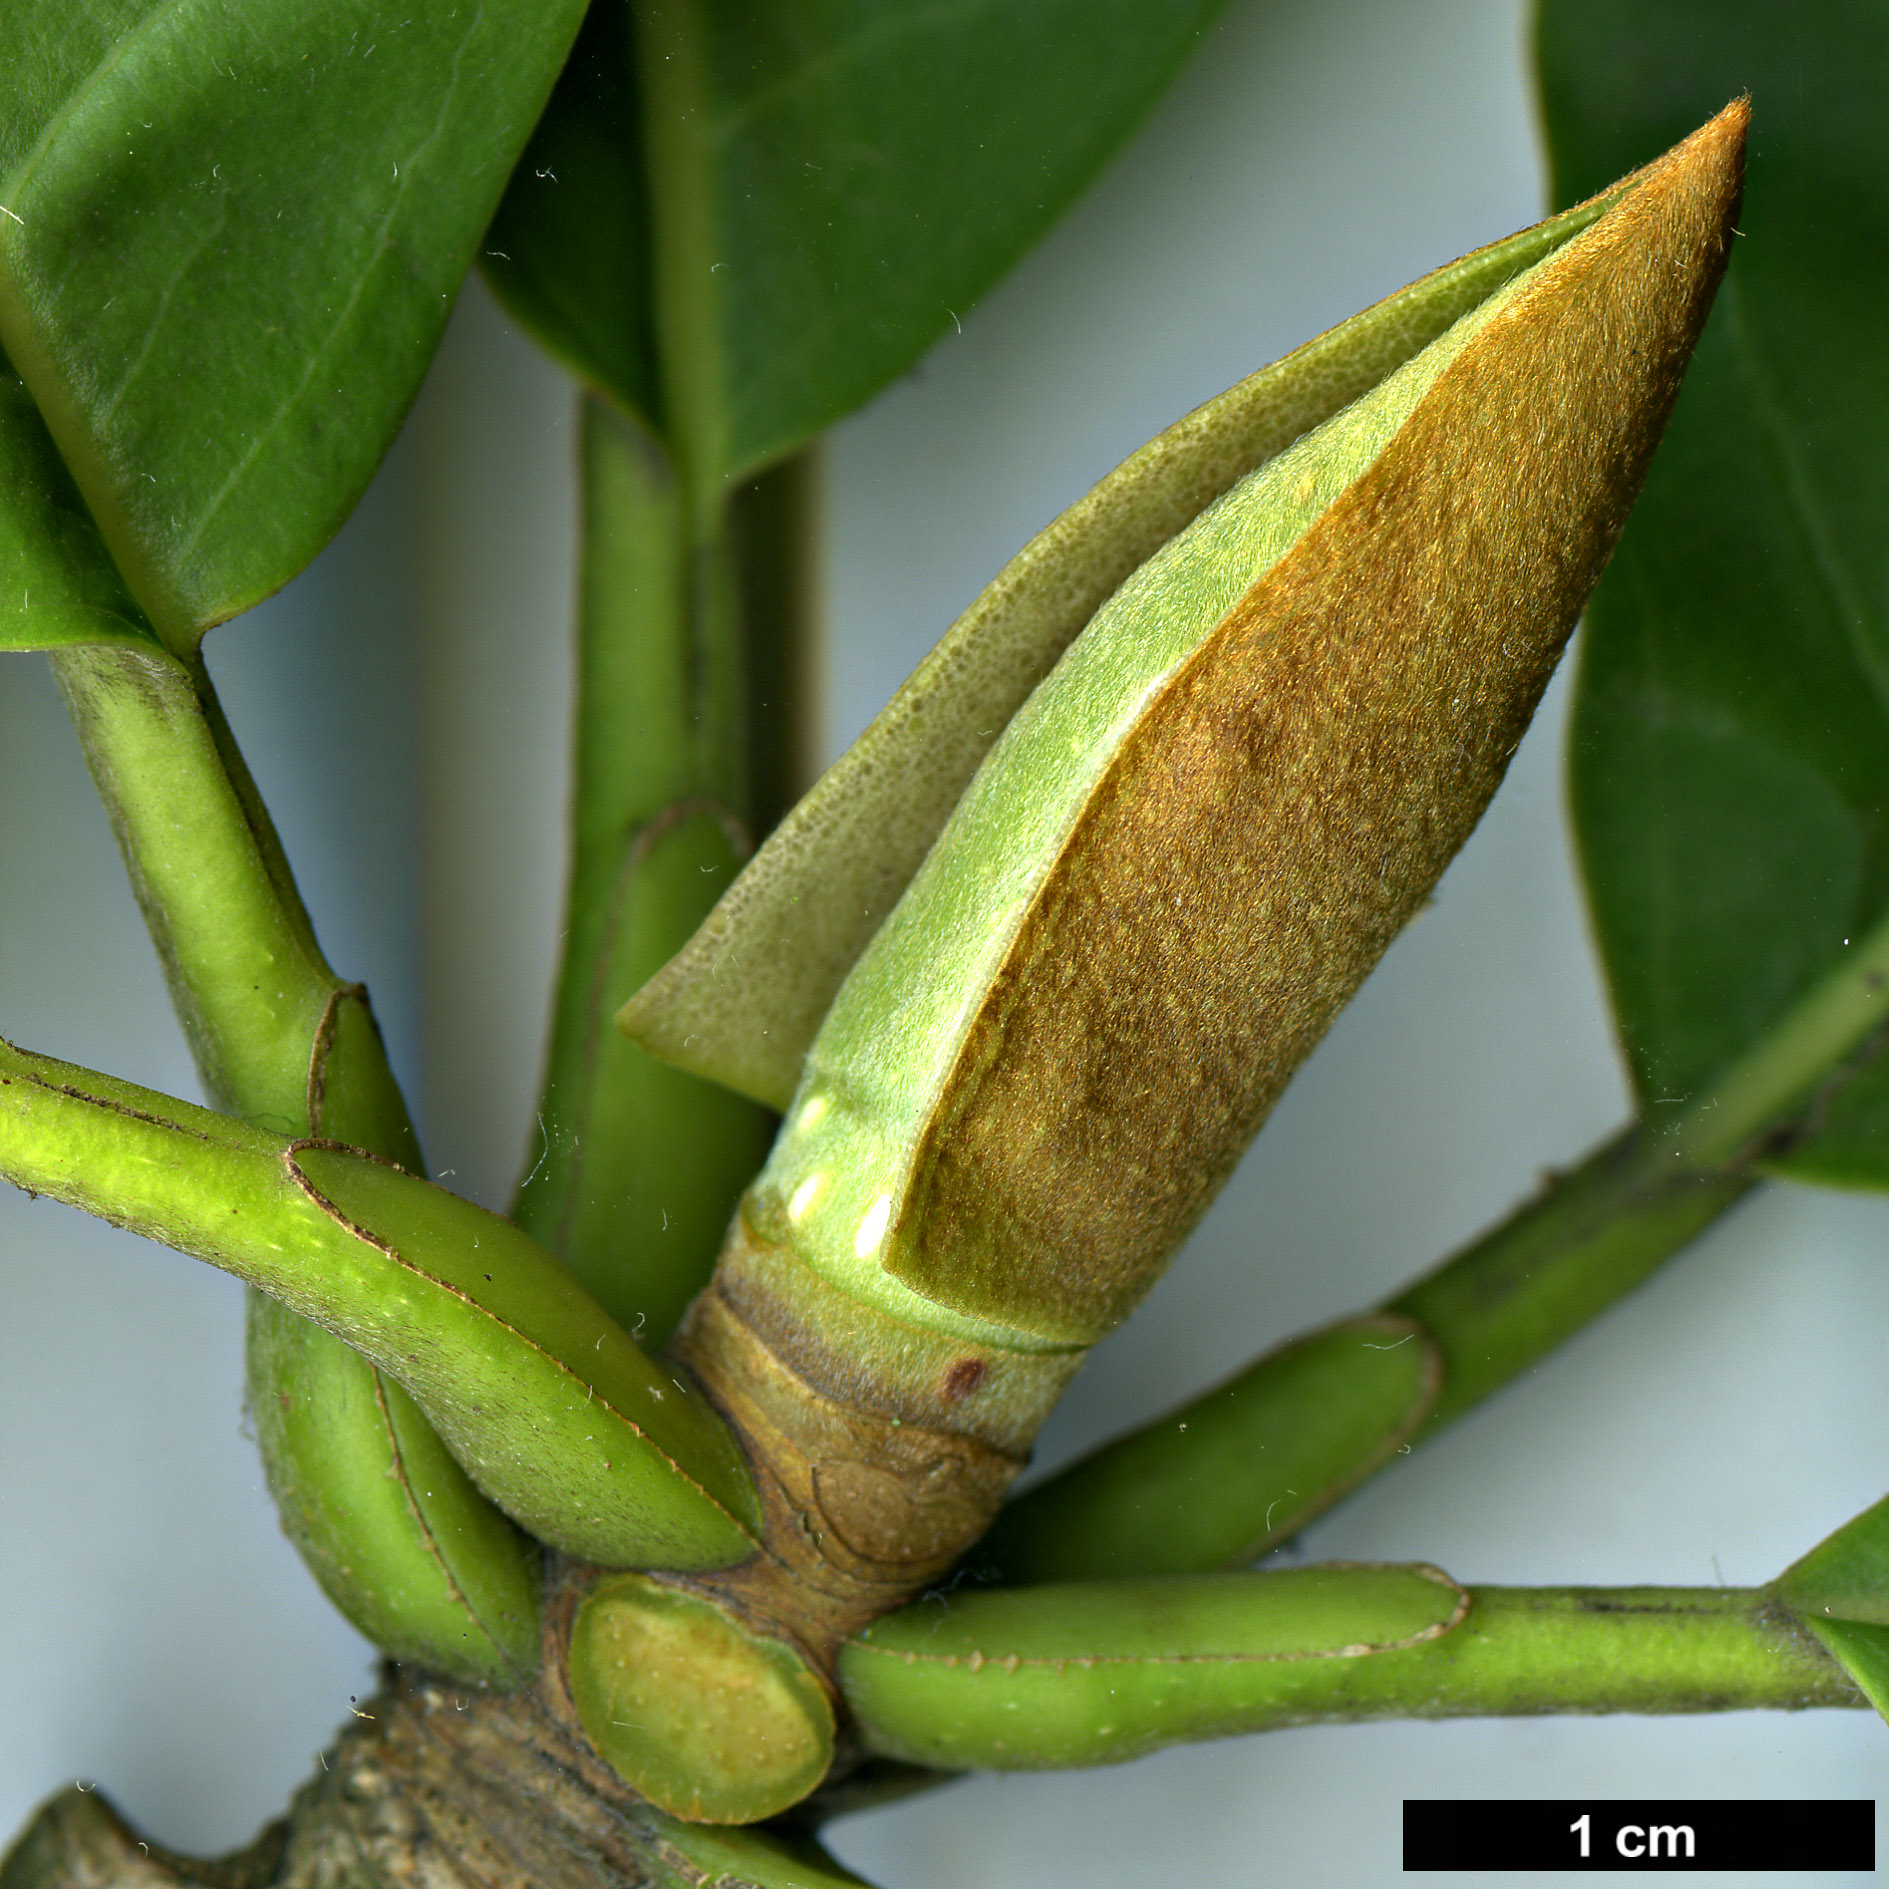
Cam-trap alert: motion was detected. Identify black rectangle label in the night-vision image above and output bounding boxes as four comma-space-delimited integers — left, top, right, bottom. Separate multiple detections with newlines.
1403, 1800, 1875, 1871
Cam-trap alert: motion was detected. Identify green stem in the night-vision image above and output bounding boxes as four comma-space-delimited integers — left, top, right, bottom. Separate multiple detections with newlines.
839, 1577, 1856, 1772
44, 641, 539, 1681
1388, 1126, 1747, 1429
511, 395, 813, 1344
46, 646, 372, 1138
0, 1037, 760, 1568
982, 1132, 1747, 1582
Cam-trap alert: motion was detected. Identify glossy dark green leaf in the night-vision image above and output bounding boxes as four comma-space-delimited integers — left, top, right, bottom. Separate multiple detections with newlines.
0, 0, 588, 648
1541, 3, 1889, 1180
0, 364, 157, 652
486, 0, 1227, 486
482, 0, 659, 428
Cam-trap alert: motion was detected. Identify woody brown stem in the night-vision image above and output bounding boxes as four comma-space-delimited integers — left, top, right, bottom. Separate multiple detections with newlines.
664, 1207, 1083, 1670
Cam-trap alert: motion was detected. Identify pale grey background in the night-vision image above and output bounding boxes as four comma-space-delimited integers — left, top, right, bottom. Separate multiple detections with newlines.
2, 0, 1883, 1883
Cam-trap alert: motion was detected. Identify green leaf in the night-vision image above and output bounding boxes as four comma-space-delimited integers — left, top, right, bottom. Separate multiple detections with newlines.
0, 0, 588, 647
486, 0, 1229, 490
482, 0, 658, 426
1803, 1619, 1889, 1722
1541, 2, 1889, 1181
0, 366, 157, 652
624, 191, 1621, 1111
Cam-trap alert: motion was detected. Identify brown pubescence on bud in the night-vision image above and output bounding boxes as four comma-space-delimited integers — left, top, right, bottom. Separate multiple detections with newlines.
888, 102, 1747, 1342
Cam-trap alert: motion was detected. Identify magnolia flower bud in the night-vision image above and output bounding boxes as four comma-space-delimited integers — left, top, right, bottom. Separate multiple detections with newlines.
748, 103, 1746, 1350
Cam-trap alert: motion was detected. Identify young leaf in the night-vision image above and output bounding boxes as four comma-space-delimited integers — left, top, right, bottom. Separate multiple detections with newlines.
0, 0, 589, 646
743, 109, 1745, 1349
484, 0, 1229, 483
1540, 3, 1889, 1181
624, 191, 1620, 1111
0, 1040, 761, 1571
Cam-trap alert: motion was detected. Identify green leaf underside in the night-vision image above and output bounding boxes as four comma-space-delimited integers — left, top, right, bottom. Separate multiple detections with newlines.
0, 0, 587, 646
1542, 2, 1889, 1181
488, 0, 1229, 477
0, 368, 157, 651
975, 1317, 1439, 1582
0, 1039, 760, 1569
625, 189, 1617, 1111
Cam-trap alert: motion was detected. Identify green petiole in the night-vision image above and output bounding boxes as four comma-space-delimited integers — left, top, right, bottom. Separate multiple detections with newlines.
840, 1570, 1857, 1773
0, 1038, 761, 1570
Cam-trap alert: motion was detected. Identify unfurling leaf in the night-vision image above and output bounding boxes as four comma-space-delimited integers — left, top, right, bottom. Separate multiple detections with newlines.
730, 105, 1746, 1350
